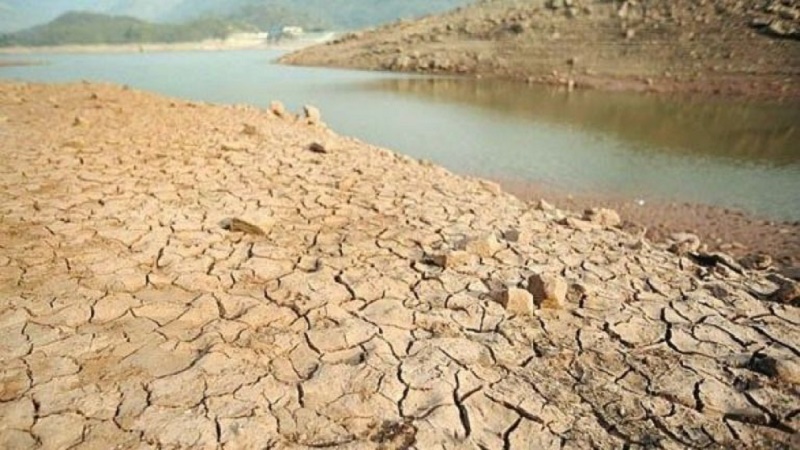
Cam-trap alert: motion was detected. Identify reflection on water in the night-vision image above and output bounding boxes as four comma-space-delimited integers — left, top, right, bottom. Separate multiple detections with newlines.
368, 78, 800, 166
1, 50, 798, 219
359, 78, 800, 220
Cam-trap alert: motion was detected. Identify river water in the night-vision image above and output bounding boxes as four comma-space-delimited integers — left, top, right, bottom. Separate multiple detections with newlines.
2, 49, 798, 220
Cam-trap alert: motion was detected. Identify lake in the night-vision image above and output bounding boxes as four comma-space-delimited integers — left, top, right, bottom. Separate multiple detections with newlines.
1, 49, 798, 220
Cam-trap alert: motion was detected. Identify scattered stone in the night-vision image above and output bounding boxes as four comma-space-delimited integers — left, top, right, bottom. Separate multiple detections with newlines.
425, 250, 472, 269
303, 105, 322, 125
496, 287, 535, 315
583, 208, 621, 228
668, 232, 701, 255
562, 217, 596, 232
3, 81, 798, 450
309, 142, 328, 154
73, 116, 88, 126
748, 352, 800, 385
297, 256, 321, 272
219, 218, 266, 236
502, 228, 528, 243
242, 123, 258, 136
690, 251, 744, 274
768, 278, 800, 306
527, 273, 568, 309
269, 100, 286, 117
463, 234, 503, 258
536, 199, 555, 211
739, 253, 772, 271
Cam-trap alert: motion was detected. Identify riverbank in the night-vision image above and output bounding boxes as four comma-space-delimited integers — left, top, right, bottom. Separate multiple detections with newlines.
0, 81, 797, 448
0, 60, 42, 67
497, 179, 800, 269
280, 0, 800, 100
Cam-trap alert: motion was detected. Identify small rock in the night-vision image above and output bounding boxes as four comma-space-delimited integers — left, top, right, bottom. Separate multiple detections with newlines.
536, 199, 555, 211
269, 100, 286, 117
297, 256, 321, 273
219, 218, 265, 236
750, 17, 772, 28
425, 250, 472, 269
562, 217, 596, 232
463, 234, 503, 258
303, 105, 322, 125
766, 20, 794, 37
502, 228, 531, 243
739, 253, 772, 271
769, 279, 800, 306
583, 208, 621, 228
690, 252, 744, 274
668, 232, 701, 255
748, 352, 800, 385
242, 123, 258, 136
73, 116, 88, 126
309, 142, 327, 154
625, 28, 636, 39
528, 274, 568, 309
497, 288, 534, 316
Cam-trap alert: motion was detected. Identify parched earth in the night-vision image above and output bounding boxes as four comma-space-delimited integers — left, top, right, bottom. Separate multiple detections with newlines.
1, 82, 799, 449
281, 0, 800, 98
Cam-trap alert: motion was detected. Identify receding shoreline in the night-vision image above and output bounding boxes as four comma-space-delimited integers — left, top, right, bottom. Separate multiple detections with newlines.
495, 178, 799, 269
0, 59, 43, 67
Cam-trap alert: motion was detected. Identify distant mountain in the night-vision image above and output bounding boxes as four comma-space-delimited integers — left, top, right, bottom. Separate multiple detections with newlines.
0, 0, 473, 33
0, 11, 253, 47
0, 1, 112, 32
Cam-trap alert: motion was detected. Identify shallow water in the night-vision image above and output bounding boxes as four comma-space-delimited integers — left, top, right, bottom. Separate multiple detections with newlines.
2, 49, 798, 220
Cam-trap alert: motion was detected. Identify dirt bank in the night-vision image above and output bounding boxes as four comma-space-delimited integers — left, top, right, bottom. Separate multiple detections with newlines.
0, 81, 798, 448
497, 179, 800, 269
281, 0, 800, 99
0, 60, 41, 67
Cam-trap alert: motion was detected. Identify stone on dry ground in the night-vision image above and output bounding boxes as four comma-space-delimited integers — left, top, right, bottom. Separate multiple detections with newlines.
0, 81, 798, 449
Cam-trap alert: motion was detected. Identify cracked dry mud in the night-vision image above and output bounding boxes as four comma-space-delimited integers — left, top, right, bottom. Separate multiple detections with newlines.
1, 82, 799, 449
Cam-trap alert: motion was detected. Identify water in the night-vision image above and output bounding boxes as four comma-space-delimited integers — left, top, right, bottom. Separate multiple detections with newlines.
2, 49, 798, 220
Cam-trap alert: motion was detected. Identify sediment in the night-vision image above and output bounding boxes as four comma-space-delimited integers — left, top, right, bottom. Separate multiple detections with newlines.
0, 82, 798, 449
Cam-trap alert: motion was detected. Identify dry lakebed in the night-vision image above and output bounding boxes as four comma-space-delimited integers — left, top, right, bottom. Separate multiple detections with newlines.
0, 81, 798, 449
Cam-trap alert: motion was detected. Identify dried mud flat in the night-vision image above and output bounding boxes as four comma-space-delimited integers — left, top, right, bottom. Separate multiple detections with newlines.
1, 82, 799, 449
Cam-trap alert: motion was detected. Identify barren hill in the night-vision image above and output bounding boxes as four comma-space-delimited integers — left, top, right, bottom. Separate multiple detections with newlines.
281, 0, 800, 98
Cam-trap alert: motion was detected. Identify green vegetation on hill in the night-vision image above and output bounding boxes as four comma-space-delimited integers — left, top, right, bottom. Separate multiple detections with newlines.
0, 11, 254, 47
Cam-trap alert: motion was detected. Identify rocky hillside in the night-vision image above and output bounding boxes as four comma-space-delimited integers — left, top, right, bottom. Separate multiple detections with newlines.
0, 81, 798, 448
281, 0, 800, 98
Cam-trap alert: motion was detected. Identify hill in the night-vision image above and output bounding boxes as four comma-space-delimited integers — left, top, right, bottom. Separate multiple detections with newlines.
0, 11, 253, 47
0, 0, 472, 33
281, 0, 800, 98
